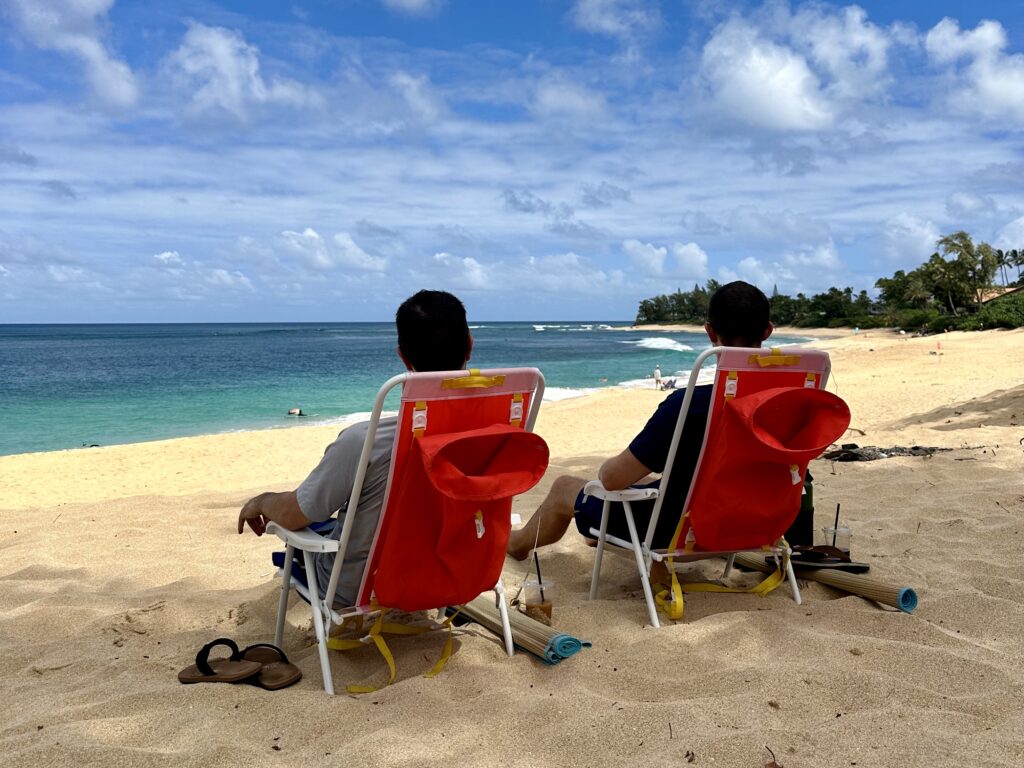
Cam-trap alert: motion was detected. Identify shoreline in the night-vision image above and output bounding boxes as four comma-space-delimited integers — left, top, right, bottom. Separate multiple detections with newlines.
0, 325, 1011, 465
0, 326, 856, 462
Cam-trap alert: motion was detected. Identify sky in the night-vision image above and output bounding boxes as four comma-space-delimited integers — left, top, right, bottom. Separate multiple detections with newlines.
1, 0, 1023, 323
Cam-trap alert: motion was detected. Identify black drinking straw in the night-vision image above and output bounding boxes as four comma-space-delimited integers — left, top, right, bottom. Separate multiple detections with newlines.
533, 551, 546, 602
832, 503, 841, 547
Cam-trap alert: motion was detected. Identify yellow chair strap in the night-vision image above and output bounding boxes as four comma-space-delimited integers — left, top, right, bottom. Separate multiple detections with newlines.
441, 370, 507, 389
654, 569, 685, 621
678, 563, 784, 597
651, 553, 787, 621
749, 351, 801, 367
424, 608, 460, 678
327, 608, 460, 693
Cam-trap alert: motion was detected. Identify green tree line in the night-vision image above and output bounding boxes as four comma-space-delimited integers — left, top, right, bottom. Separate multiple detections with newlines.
636, 231, 1024, 331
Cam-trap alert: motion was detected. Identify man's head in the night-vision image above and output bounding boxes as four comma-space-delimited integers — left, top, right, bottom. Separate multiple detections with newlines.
705, 281, 773, 348
396, 289, 472, 372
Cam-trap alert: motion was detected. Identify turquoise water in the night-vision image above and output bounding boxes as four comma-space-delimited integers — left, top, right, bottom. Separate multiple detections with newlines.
0, 322, 809, 456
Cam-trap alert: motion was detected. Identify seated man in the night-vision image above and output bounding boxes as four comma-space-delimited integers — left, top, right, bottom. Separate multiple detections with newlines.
238, 290, 473, 607
507, 281, 773, 560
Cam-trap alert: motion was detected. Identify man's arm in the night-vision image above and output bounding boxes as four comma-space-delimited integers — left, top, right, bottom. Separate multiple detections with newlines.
598, 449, 653, 491
238, 490, 313, 536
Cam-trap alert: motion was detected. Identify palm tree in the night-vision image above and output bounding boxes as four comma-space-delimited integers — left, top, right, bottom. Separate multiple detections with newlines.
995, 249, 1009, 286
936, 231, 999, 310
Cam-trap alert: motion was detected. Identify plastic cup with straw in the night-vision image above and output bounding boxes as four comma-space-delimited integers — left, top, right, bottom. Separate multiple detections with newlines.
524, 552, 552, 622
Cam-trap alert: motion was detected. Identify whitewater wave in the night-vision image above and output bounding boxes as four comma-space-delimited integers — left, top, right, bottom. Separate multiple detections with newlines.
621, 337, 694, 353
307, 410, 399, 428
543, 386, 601, 402
617, 365, 717, 390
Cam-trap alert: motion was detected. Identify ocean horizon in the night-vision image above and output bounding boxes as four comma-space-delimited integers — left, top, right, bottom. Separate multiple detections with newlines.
0, 321, 813, 457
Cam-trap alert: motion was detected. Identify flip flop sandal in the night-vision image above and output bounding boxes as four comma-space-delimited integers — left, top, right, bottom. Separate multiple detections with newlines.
239, 643, 303, 691
178, 638, 262, 684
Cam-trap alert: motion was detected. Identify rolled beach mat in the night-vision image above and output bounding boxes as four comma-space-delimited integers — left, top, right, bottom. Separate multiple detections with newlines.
458, 594, 591, 664
733, 553, 919, 613
544, 634, 589, 664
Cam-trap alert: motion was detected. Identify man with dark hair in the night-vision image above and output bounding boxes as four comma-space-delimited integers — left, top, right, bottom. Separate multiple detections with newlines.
395, 290, 472, 372
239, 290, 473, 607
507, 281, 773, 560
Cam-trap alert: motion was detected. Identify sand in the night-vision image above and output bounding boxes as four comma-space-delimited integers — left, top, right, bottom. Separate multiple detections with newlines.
2, 328, 1023, 767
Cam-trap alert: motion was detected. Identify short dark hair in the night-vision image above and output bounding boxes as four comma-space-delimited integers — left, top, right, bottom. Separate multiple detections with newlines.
707, 281, 771, 347
395, 290, 471, 372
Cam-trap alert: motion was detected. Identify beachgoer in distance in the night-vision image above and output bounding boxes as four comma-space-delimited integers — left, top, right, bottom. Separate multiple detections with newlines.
507, 281, 773, 561
238, 290, 473, 607
653, 364, 661, 390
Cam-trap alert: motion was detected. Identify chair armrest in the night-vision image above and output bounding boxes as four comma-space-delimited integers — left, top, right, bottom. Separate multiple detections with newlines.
583, 480, 660, 503
265, 522, 340, 553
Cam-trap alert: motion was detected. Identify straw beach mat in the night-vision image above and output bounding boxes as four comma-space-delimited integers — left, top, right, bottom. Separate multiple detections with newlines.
455, 595, 591, 664
733, 553, 918, 612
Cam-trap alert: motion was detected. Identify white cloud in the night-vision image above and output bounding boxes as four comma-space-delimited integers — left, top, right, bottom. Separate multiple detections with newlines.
332, 233, 387, 272
884, 213, 941, 264
207, 268, 254, 291
280, 228, 332, 269
719, 241, 844, 295
623, 239, 709, 280
279, 228, 386, 272
723, 256, 776, 290
523, 252, 622, 293
153, 250, 184, 266
390, 71, 444, 122
7, 0, 137, 107
781, 241, 842, 271
623, 239, 666, 274
433, 252, 490, 289
671, 242, 709, 280
380, 0, 444, 15
46, 264, 85, 283
167, 22, 317, 121
787, 5, 893, 103
925, 19, 1024, 121
995, 216, 1024, 250
570, 0, 660, 43
698, 18, 832, 132
532, 74, 606, 119
945, 191, 998, 219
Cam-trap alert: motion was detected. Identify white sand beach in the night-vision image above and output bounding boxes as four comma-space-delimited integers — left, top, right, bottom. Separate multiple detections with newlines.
2, 328, 1023, 767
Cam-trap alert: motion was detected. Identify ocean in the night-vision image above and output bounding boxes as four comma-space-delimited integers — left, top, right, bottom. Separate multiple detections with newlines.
0, 322, 811, 456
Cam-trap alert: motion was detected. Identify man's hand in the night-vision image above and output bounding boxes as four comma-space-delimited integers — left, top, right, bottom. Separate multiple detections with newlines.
238, 494, 268, 535
237, 490, 311, 535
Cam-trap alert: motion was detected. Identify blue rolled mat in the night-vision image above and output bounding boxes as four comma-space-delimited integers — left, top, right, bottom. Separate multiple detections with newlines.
542, 634, 592, 665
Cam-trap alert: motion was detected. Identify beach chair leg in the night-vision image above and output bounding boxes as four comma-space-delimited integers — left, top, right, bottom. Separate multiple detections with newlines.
302, 549, 335, 696
274, 545, 295, 649
589, 499, 612, 600
622, 502, 660, 629
722, 553, 736, 579
493, 580, 514, 657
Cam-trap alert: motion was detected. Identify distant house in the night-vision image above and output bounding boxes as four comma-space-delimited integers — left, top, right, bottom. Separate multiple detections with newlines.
977, 285, 1024, 305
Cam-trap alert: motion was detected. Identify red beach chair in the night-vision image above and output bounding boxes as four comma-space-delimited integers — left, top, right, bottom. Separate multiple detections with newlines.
585, 347, 850, 627
268, 367, 548, 694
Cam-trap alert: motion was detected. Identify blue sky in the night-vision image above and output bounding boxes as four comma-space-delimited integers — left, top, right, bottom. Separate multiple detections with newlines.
1, 0, 1023, 323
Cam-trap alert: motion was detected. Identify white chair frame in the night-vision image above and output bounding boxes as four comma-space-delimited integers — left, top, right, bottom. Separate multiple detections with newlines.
587, 346, 832, 627
268, 368, 545, 694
